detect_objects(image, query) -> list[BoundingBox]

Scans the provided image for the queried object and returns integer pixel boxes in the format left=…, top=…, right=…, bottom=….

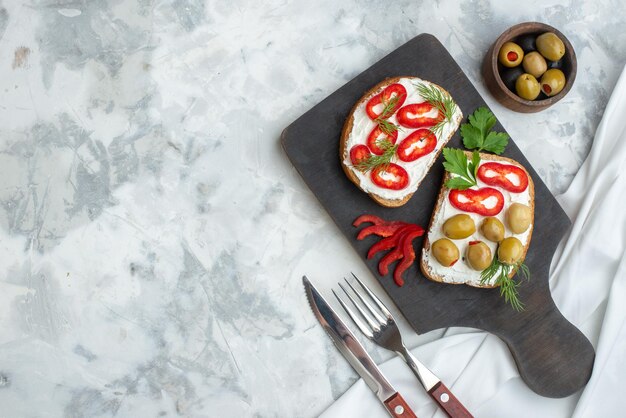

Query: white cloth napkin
left=321, top=65, right=626, bottom=418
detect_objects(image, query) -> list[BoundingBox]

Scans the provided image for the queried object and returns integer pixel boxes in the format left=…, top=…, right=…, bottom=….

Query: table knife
left=303, top=276, right=418, bottom=418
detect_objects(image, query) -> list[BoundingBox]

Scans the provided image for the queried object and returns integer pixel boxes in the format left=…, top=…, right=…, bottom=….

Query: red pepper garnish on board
left=393, top=227, right=425, bottom=286
left=367, top=225, right=421, bottom=259
left=353, top=214, right=386, bottom=227
left=357, top=221, right=408, bottom=240
left=349, top=144, right=371, bottom=166
left=370, top=164, right=409, bottom=190
left=449, top=187, right=505, bottom=216
left=365, top=83, right=407, bottom=120
left=477, top=162, right=529, bottom=193
left=396, top=102, right=443, bottom=128
left=397, top=129, right=437, bottom=162
left=367, top=125, right=398, bottom=155
left=355, top=216, right=425, bottom=287
left=379, top=245, right=403, bottom=276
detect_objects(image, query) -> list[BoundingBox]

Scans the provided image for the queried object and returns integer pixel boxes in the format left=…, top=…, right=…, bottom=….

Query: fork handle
left=428, top=381, right=473, bottom=418
left=400, top=348, right=473, bottom=418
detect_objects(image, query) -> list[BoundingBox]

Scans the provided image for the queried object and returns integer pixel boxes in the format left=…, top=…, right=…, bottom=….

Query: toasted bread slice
left=340, top=76, right=462, bottom=207
left=421, top=152, right=535, bottom=288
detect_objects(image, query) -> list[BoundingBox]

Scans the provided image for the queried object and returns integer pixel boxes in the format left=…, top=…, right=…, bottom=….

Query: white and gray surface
left=0, top=1, right=623, bottom=417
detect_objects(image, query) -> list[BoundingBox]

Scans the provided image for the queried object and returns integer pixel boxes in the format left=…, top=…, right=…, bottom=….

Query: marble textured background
left=0, top=0, right=624, bottom=417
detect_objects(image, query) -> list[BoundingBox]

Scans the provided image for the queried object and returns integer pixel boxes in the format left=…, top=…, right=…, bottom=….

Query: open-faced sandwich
left=421, top=149, right=534, bottom=309
left=340, top=77, right=463, bottom=207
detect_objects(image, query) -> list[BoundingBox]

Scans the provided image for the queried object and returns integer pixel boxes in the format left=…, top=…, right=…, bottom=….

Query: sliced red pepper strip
left=367, top=125, right=398, bottom=155
left=477, top=162, right=529, bottom=193
left=449, top=187, right=505, bottom=216
left=357, top=222, right=408, bottom=240
left=370, top=163, right=409, bottom=190
left=365, top=83, right=408, bottom=120
left=379, top=246, right=403, bottom=276
left=366, top=224, right=421, bottom=259
left=396, top=102, right=443, bottom=129
left=353, top=214, right=386, bottom=227
left=393, top=227, right=425, bottom=286
left=397, top=129, right=437, bottom=162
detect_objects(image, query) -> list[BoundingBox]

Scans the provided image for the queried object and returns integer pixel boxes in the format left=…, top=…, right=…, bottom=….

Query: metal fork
left=334, top=273, right=474, bottom=418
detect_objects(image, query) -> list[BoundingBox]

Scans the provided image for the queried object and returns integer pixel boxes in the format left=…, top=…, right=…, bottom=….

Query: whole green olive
left=540, top=69, right=566, bottom=97
left=498, top=237, right=524, bottom=265
left=432, top=238, right=459, bottom=267
left=536, top=32, right=565, bottom=61
left=467, top=241, right=492, bottom=271
left=498, top=42, right=524, bottom=67
left=506, top=203, right=532, bottom=234
left=481, top=217, right=505, bottom=242
left=522, top=51, right=547, bottom=78
left=442, top=214, right=476, bottom=239
left=515, top=73, right=541, bottom=100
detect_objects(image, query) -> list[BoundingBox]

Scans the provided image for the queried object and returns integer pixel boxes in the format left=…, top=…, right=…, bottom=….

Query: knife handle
left=428, top=381, right=473, bottom=418
left=384, top=393, right=418, bottom=418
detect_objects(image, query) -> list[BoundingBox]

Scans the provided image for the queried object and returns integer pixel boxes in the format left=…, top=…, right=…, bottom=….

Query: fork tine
left=344, top=278, right=386, bottom=325
left=332, top=290, right=374, bottom=339
left=351, top=272, right=393, bottom=320
left=338, top=282, right=381, bottom=333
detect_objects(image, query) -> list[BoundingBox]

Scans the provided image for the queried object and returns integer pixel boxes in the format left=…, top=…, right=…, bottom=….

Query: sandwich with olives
left=421, top=149, right=535, bottom=310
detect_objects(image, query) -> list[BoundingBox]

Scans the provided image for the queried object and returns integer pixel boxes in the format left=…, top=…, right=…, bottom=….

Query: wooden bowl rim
left=489, top=21, right=577, bottom=108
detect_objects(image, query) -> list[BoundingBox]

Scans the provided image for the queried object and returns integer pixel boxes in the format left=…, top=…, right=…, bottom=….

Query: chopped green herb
left=354, top=139, right=398, bottom=171
left=414, top=82, right=457, bottom=137
left=480, top=249, right=531, bottom=311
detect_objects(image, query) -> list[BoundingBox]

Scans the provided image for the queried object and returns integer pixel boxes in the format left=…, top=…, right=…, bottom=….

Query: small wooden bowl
left=482, top=22, right=577, bottom=113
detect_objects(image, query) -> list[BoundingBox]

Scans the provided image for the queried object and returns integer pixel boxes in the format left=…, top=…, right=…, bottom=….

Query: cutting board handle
left=505, top=301, right=595, bottom=398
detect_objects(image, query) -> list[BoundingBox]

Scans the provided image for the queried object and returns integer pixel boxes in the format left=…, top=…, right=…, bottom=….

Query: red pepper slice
left=367, top=125, right=399, bottom=155
left=396, top=102, right=443, bottom=128
left=449, top=187, right=505, bottom=216
left=349, top=144, right=371, bottom=166
left=365, top=83, right=407, bottom=120
left=353, top=214, right=386, bottom=227
left=366, top=224, right=420, bottom=259
left=393, top=227, right=425, bottom=286
left=356, top=222, right=408, bottom=240
left=477, top=162, right=529, bottom=193
left=371, top=163, right=409, bottom=190
left=379, top=246, right=403, bottom=276
left=397, top=129, right=437, bottom=162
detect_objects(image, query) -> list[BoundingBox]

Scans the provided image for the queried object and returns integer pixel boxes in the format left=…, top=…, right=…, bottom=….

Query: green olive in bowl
left=522, top=52, right=547, bottom=79
left=540, top=69, right=566, bottom=97
left=536, top=32, right=565, bottom=61
left=498, top=42, right=524, bottom=67
left=515, top=74, right=541, bottom=100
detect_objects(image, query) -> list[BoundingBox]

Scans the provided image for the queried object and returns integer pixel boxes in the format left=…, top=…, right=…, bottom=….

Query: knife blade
left=303, top=276, right=418, bottom=418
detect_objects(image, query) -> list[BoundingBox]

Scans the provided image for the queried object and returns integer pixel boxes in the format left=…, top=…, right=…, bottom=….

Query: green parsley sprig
left=460, top=107, right=509, bottom=154
left=480, top=250, right=531, bottom=311
left=414, top=82, right=457, bottom=137
left=442, top=148, right=480, bottom=190
left=355, top=139, right=398, bottom=171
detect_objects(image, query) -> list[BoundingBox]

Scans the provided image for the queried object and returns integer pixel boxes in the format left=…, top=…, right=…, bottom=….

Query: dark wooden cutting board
left=282, top=34, right=594, bottom=398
